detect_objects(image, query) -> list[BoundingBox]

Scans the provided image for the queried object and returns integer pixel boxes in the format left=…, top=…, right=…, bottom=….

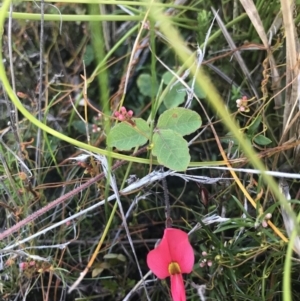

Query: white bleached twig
left=191, top=166, right=300, bottom=179
left=279, top=179, right=300, bottom=256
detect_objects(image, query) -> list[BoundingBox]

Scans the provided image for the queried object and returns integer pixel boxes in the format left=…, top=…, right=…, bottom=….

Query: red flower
left=147, top=228, right=194, bottom=301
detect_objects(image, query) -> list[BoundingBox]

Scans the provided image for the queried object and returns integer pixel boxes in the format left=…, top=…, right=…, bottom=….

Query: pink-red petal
left=163, top=228, right=194, bottom=273
left=170, top=273, right=186, bottom=301
left=147, top=236, right=172, bottom=279
left=147, top=228, right=194, bottom=279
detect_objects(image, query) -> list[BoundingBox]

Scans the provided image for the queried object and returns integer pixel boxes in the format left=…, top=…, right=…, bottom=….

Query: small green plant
left=161, top=70, right=206, bottom=109
left=107, top=107, right=202, bottom=170
left=222, top=114, right=272, bottom=157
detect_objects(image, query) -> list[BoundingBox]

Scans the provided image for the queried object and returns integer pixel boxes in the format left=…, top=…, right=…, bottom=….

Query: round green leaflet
left=157, top=107, right=202, bottom=136
left=152, top=129, right=190, bottom=171
left=107, top=118, right=150, bottom=151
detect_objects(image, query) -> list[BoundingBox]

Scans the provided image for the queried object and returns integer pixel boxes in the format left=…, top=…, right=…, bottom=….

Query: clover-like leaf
left=91, top=262, right=110, bottom=278
left=253, top=134, right=272, bottom=146
left=162, top=71, right=174, bottom=85
left=162, top=71, right=186, bottom=108
left=72, top=120, right=93, bottom=135
left=137, top=73, right=158, bottom=97
left=164, top=86, right=186, bottom=109
left=157, top=107, right=202, bottom=136
left=104, top=253, right=126, bottom=262
left=187, top=79, right=206, bottom=98
left=107, top=118, right=150, bottom=150
left=152, top=129, right=190, bottom=171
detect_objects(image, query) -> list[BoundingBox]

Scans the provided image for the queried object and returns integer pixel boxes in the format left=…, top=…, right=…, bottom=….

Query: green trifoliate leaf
left=157, top=107, right=202, bottom=136
left=164, top=86, right=186, bottom=109
left=137, top=73, right=158, bottom=97
left=162, top=71, right=174, bottom=85
left=162, top=71, right=186, bottom=109
left=107, top=118, right=150, bottom=150
left=152, top=129, right=190, bottom=171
